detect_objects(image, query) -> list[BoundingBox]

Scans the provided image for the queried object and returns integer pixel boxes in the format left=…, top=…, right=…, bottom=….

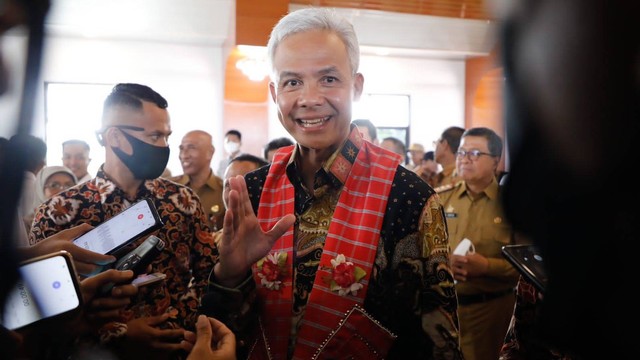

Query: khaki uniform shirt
left=433, top=163, right=461, bottom=190
left=437, top=178, right=519, bottom=294
left=172, top=170, right=225, bottom=231
left=438, top=177, right=519, bottom=360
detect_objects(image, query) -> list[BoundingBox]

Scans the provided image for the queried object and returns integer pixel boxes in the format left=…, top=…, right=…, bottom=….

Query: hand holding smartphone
left=1, top=251, right=82, bottom=331
left=100, top=235, right=166, bottom=294
left=501, top=244, right=547, bottom=293
left=72, top=198, right=163, bottom=255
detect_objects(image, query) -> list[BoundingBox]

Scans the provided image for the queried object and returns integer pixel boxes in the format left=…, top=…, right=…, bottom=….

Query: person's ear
left=103, top=128, right=121, bottom=148
left=269, top=81, right=277, bottom=103
left=352, top=73, right=364, bottom=101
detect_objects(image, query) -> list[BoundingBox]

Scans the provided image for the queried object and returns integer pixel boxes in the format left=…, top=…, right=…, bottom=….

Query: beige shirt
left=433, top=163, right=461, bottom=190
left=437, top=177, right=519, bottom=294
left=171, top=170, right=225, bottom=231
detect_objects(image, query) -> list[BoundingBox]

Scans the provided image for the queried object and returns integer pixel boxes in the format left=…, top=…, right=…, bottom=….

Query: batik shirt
left=202, top=131, right=463, bottom=360
left=29, top=165, right=216, bottom=334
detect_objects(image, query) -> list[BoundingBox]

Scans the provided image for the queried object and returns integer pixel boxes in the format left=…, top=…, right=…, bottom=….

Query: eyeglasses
left=44, top=182, right=75, bottom=191
left=456, top=149, right=494, bottom=161
left=95, top=125, right=145, bottom=144
left=432, top=139, right=441, bottom=147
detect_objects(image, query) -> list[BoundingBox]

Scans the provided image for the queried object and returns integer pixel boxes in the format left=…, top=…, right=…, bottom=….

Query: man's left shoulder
left=206, top=172, right=224, bottom=189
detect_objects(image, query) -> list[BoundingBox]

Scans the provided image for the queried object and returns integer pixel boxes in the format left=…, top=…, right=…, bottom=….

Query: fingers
left=66, top=245, right=116, bottom=267
left=73, top=262, right=107, bottom=277
left=144, top=313, right=172, bottom=327
left=266, top=214, right=296, bottom=245
left=208, top=317, right=235, bottom=350
left=54, top=223, right=93, bottom=239
left=81, top=269, right=135, bottom=301
left=194, top=314, right=213, bottom=344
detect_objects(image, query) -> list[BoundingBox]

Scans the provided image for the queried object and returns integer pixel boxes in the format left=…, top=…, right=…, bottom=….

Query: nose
left=297, top=83, right=323, bottom=107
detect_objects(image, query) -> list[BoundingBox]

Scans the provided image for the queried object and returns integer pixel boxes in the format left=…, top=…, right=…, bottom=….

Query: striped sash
left=251, top=130, right=401, bottom=359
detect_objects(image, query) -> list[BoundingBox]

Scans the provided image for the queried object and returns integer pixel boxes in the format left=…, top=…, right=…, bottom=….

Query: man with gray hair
left=202, top=7, right=462, bottom=359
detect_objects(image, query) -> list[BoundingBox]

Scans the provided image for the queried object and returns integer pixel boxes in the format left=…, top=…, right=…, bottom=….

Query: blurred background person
left=10, top=134, right=47, bottom=234
left=35, top=165, right=77, bottom=203
left=499, top=0, right=638, bottom=358
left=263, top=137, right=294, bottom=163
left=380, top=136, right=408, bottom=167
left=215, top=129, right=242, bottom=177
left=351, top=118, right=379, bottom=145
left=407, top=142, right=425, bottom=170
left=432, top=126, right=464, bottom=190
left=27, top=165, right=78, bottom=235
left=61, top=139, right=91, bottom=184
left=172, top=130, right=225, bottom=231
left=437, top=127, right=518, bottom=360
left=413, top=150, right=438, bottom=187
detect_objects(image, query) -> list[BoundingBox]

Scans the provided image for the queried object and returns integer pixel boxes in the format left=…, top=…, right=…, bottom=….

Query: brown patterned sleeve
left=418, top=193, right=463, bottom=359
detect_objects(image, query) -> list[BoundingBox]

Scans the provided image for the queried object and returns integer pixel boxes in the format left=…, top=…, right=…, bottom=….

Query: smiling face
left=179, top=131, right=213, bottom=177
left=269, top=29, right=364, bottom=155
left=62, top=143, right=90, bottom=179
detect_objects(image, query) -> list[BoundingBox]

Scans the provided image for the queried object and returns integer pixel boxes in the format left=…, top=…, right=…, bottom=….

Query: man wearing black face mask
left=28, top=83, right=217, bottom=359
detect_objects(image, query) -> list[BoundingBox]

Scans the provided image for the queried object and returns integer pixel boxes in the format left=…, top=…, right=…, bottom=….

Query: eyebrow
left=278, top=66, right=341, bottom=80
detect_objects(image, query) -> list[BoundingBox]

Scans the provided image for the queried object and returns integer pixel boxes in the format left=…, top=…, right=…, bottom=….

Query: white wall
left=267, top=54, right=466, bottom=154
left=39, top=36, right=227, bottom=176
left=2, top=1, right=479, bottom=176
left=2, top=42, right=466, bottom=177
left=359, top=54, right=466, bottom=151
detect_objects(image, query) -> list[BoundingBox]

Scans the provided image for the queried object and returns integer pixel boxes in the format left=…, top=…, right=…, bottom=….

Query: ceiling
left=42, top=0, right=500, bottom=61
left=292, top=0, right=493, bottom=20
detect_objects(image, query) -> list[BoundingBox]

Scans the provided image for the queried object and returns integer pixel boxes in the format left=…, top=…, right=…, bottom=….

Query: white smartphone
left=72, top=198, right=163, bottom=255
left=1, top=251, right=83, bottom=331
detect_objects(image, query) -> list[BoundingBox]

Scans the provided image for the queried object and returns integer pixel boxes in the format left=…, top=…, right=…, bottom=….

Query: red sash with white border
left=251, top=130, right=401, bottom=359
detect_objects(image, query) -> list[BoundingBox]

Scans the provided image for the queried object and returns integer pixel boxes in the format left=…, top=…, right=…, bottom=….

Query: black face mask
left=112, top=129, right=169, bottom=180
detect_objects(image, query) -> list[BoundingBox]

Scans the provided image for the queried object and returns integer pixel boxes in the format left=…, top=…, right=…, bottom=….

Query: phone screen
left=1, top=253, right=81, bottom=330
left=72, top=199, right=161, bottom=255
left=502, top=244, right=547, bottom=292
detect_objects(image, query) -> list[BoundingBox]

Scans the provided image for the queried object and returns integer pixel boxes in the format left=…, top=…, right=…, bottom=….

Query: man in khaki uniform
left=437, top=127, right=519, bottom=360
left=433, top=126, right=464, bottom=190
left=172, top=130, right=225, bottom=230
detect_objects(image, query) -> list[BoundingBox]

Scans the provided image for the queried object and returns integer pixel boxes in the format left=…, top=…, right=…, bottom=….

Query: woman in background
left=22, top=166, right=77, bottom=235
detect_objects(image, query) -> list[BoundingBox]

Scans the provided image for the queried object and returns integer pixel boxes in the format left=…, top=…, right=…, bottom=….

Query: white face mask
left=224, top=141, right=240, bottom=154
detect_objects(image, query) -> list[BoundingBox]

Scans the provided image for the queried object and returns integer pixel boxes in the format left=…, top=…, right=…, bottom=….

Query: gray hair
left=267, top=7, right=360, bottom=77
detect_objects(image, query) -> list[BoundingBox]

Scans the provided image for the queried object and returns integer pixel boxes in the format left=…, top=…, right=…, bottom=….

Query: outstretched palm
left=215, top=175, right=296, bottom=287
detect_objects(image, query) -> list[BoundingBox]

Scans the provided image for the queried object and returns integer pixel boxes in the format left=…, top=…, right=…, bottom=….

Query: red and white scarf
left=251, top=130, right=401, bottom=359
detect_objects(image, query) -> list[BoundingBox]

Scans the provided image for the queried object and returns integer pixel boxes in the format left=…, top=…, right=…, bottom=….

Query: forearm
left=200, top=268, right=257, bottom=353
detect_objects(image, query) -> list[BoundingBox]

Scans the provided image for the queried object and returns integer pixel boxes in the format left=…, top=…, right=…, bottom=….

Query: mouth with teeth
left=297, top=116, right=330, bottom=128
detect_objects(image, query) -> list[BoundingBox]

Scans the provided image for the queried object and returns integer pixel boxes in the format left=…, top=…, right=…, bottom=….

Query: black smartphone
left=1, top=251, right=83, bottom=331
left=72, top=198, right=163, bottom=255
left=501, top=244, right=547, bottom=293
left=114, top=235, right=165, bottom=276
left=99, top=235, right=166, bottom=294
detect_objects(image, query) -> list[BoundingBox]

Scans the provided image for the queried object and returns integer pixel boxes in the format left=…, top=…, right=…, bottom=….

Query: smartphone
left=501, top=244, right=547, bottom=293
left=72, top=198, right=163, bottom=255
left=1, top=251, right=83, bottom=331
left=131, top=272, right=167, bottom=287
left=114, top=235, right=165, bottom=275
